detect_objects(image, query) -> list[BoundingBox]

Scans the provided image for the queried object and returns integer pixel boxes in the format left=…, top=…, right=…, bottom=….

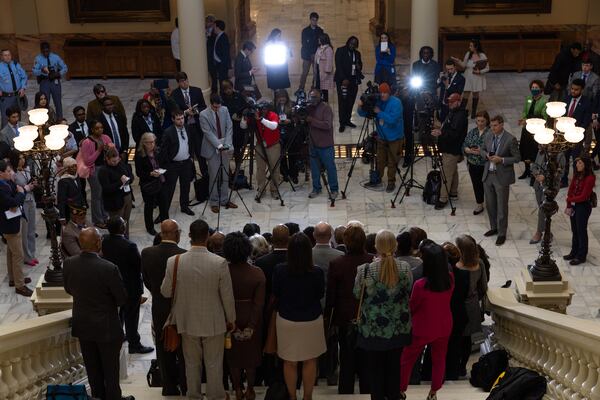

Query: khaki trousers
left=376, top=139, right=404, bottom=185
left=107, top=193, right=132, bottom=237
left=182, top=333, right=226, bottom=400
left=5, top=232, right=25, bottom=288
left=256, top=143, right=281, bottom=193
left=440, top=153, right=461, bottom=202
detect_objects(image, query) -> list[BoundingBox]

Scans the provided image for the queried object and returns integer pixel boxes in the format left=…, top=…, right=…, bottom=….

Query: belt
left=1, top=91, right=18, bottom=97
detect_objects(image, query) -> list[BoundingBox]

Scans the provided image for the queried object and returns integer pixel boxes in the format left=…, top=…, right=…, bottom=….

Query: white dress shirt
left=173, top=126, right=190, bottom=162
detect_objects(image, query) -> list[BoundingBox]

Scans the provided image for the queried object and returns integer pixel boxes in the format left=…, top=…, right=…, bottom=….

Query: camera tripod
left=390, top=142, right=425, bottom=208
left=340, top=115, right=376, bottom=199
left=202, top=148, right=252, bottom=230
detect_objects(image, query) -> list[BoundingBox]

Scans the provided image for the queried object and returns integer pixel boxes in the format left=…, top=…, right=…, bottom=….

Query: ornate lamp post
left=526, top=101, right=584, bottom=282
left=14, top=109, right=67, bottom=286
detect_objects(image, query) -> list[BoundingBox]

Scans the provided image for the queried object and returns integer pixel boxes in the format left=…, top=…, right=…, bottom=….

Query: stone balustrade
left=0, top=310, right=84, bottom=400
left=487, top=288, right=600, bottom=400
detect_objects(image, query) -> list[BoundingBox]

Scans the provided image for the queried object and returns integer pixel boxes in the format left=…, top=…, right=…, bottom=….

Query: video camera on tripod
left=409, top=75, right=437, bottom=147
left=292, top=89, right=310, bottom=123
left=359, top=81, right=380, bottom=118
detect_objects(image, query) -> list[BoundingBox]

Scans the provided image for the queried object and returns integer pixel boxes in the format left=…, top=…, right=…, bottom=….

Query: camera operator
left=221, top=80, right=249, bottom=168
left=275, top=89, right=301, bottom=184
left=254, top=100, right=282, bottom=200
left=306, top=88, right=339, bottom=199
left=334, top=36, right=364, bottom=132
left=411, top=46, right=440, bottom=97
left=438, top=59, right=465, bottom=122
left=431, top=93, right=468, bottom=210
left=358, top=83, right=404, bottom=193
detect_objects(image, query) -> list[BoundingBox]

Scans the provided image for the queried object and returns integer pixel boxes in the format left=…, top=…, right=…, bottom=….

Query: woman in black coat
left=134, top=132, right=168, bottom=236
left=97, top=146, right=134, bottom=237
left=131, top=98, right=164, bottom=146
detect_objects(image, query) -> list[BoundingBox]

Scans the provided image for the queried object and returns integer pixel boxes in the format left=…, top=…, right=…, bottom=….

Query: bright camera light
left=264, top=43, right=288, bottom=66
left=410, top=76, right=423, bottom=89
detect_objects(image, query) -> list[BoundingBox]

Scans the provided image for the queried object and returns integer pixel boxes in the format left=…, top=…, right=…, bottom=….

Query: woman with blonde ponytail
left=353, top=229, right=412, bottom=400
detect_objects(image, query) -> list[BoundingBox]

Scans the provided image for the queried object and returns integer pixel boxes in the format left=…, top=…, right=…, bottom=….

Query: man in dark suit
left=334, top=36, right=363, bottom=132
left=101, top=216, right=154, bottom=354
left=561, top=78, right=593, bottom=186
left=69, top=106, right=89, bottom=144
left=97, top=96, right=129, bottom=160
left=481, top=115, right=520, bottom=246
left=63, top=227, right=134, bottom=400
left=213, top=20, right=231, bottom=89
left=438, top=59, right=465, bottom=122
left=86, top=83, right=127, bottom=123
left=141, top=219, right=188, bottom=396
left=547, top=42, right=582, bottom=101
left=254, top=224, right=289, bottom=385
left=234, top=41, right=257, bottom=92
left=161, top=109, right=196, bottom=216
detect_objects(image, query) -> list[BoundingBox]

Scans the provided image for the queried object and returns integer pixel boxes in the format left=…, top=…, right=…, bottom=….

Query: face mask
left=530, top=88, right=541, bottom=96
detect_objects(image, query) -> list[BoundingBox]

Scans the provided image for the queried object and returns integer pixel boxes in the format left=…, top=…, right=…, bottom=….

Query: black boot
left=470, top=97, right=479, bottom=119
left=518, top=163, right=531, bottom=179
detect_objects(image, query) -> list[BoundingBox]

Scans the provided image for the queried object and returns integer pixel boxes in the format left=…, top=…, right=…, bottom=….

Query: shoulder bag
left=346, top=265, right=369, bottom=348
left=163, top=254, right=181, bottom=352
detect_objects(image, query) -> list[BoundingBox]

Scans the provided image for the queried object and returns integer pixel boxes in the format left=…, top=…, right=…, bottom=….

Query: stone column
left=177, top=0, right=209, bottom=91
left=410, top=0, right=438, bottom=64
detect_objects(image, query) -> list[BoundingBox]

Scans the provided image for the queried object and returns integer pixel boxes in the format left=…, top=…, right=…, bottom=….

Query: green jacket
left=521, top=95, right=548, bottom=120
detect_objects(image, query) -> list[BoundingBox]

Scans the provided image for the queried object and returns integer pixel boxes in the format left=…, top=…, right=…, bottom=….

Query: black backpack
left=486, top=367, right=546, bottom=400
left=422, top=170, right=441, bottom=205
left=470, top=349, right=510, bottom=392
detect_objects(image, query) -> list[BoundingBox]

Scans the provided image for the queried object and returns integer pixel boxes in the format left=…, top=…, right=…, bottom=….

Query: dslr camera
left=292, top=89, right=310, bottom=122
left=359, top=81, right=381, bottom=118
left=241, top=97, right=259, bottom=118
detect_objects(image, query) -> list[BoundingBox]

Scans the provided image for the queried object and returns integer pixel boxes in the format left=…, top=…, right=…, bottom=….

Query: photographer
left=307, top=88, right=339, bottom=199
left=32, top=42, right=68, bottom=119
left=254, top=100, right=282, bottom=200
left=438, top=59, right=465, bottom=122
left=431, top=93, right=468, bottom=210
left=358, top=83, right=404, bottom=193
left=221, top=80, right=250, bottom=168
left=335, top=36, right=363, bottom=132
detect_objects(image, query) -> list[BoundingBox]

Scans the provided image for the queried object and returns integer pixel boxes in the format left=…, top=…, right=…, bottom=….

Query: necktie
left=46, top=55, right=52, bottom=76
left=568, top=99, right=577, bottom=117
left=215, top=111, right=222, bottom=139
left=583, top=74, right=588, bottom=83
left=178, top=128, right=185, bottom=140
left=493, top=136, right=499, bottom=153
left=184, top=90, right=191, bottom=108
left=108, top=114, right=121, bottom=151
left=7, top=63, right=17, bottom=92
left=80, top=123, right=86, bottom=137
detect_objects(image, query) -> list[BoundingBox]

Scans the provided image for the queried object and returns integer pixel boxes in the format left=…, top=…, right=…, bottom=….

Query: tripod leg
left=433, top=147, right=457, bottom=216
left=341, top=117, right=371, bottom=199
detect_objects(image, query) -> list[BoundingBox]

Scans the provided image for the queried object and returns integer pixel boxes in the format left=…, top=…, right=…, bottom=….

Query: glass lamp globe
left=48, top=124, right=70, bottom=139
left=13, top=136, right=34, bottom=152
left=44, top=135, right=65, bottom=151
left=525, top=118, right=546, bottom=134
left=556, top=117, right=576, bottom=132
left=534, top=128, right=554, bottom=145
left=18, top=125, right=39, bottom=141
left=545, top=102, right=567, bottom=119
left=28, top=108, right=49, bottom=126
left=564, top=126, right=585, bottom=143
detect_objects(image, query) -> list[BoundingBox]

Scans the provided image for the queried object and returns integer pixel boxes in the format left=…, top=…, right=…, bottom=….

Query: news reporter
left=357, top=82, right=404, bottom=193
left=254, top=101, right=282, bottom=199
left=564, top=157, right=596, bottom=265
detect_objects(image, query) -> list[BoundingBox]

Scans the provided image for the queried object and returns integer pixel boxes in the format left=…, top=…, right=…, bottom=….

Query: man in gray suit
left=199, top=93, right=237, bottom=213
left=0, top=106, right=24, bottom=148
left=569, top=60, right=600, bottom=104
left=481, top=115, right=521, bottom=246
left=161, top=219, right=236, bottom=400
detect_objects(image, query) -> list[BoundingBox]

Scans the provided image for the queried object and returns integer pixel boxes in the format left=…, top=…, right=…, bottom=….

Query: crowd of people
left=63, top=217, right=490, bottom=400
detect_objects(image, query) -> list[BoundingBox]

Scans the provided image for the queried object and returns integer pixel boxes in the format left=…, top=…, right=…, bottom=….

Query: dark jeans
left=337, top=82, right=359, bottom=125
left=570, top=201, right=592, bottom=260
left=141, top=189, right=169, bottom=232
left=153, top=319, right=187, bottom=394
left=365, top=347, right=401, bottom=400
left=310, top=146, right=339, bottom=192
left=164, top=158, right=194, bottom=212
left=468, top=163, right=485, bottom=204
left=119, top=296, right=141, bottom=348
left=338, top=325, right=369, bottom=394
left=79, top=339, right=122, bottom=400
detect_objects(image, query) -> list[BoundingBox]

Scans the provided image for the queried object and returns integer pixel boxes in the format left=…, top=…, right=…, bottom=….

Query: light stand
left=15, top=109, right=68, bottom=286
left=525, top=103, right=584, bottom=282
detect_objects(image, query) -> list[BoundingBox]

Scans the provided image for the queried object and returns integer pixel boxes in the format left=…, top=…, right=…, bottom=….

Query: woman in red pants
left=399, top=241, right=454, bottom=400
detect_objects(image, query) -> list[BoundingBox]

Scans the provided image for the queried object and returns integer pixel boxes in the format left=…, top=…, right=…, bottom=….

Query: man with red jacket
left=254, top=101, right=281, bottom=199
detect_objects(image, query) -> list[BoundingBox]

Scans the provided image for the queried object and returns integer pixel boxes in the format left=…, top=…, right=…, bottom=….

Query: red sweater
left=409, top=275, right=454, bottom=340
left=567, top=175, right=596, bottom=206
left=256, top=111, right=280, bottom=147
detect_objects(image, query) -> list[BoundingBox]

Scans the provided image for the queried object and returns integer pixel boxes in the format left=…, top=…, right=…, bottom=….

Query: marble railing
left=0, top=310, right=85, bottom=400
left=487, top=288, right=600, bottom=400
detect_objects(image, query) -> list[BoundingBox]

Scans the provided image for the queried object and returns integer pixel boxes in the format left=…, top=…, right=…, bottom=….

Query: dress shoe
left=473, top=205, right=484, bottom=215
left=308, top=191, right=320, bottom=198
left=529, top=237, right=542, bottom=244
left=129, top=345, right=154, bottom=354
left=122, top=396, right=135, bottom=400
left=484, top=229, right=498, bottom=237
left=495, top=236, right=506, bottom=246
left=434, top=201, right=447, bottom=210
left=153, top=216, right=161, bottom=224
left=338, top=125, right=345, bottom=133
left=211, top=206, right=220, bottom=213
left=15, top=286, right=33, bottom=297
left=365, top=181, right=382, bottom=188
left=385, top=183, right=395, bottom=193
left=147, top=228, right=158, bottom=236
left=181, top=208, right=195, bottom=216
left=563, top=253, right=575, bottom=261
left=346, top=121, right=357, bottom=128
left=9, top=277, right=32, bottom=287
left=226, top=201, right=238, bottom=209
left=569, top=258, right=585, bottom=265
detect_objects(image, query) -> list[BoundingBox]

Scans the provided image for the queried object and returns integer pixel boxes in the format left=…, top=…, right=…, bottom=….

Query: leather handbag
left=163, top=254, right=181, bottom=352
left=346, top=266, right=368, bottom=348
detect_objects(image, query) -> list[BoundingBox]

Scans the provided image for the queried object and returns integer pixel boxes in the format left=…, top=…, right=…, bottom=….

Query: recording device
left=292, top=89, right=310, bottom=122
left=361, top=132, right=377, bottom=164
left=414, top=90, right=437, bottom=147
left=359, top=81, right=380, bottom=118
left=242, top=97, right=259, bottom=118
left=190, top=104, right=201, bottom=115
left=219, top=144, right=230, bottom=151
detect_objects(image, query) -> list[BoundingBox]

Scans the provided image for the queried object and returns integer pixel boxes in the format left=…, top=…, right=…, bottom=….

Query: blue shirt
left=32, top=52, right=68, bottom=77
left=358, top=96, right=404, bottom=141
left=0, top=61, right=27, bottom=92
